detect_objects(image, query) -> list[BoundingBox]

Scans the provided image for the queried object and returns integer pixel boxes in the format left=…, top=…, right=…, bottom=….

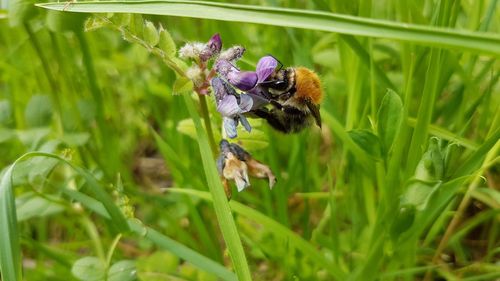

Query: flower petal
left=207, top=33, right=222, bottom=54
left=216, top=60, right=258, bottom=91
left=217, top=95, right=241, bottom=116
left=238, top=94, right=254, bottom=112
left=256, top=56, right=278, bottom=83
left=223, top=117, right=238, bottom=139
left=227, top=71, right=258, bottom=91
left=200, top=33, right=222, bottom=61
left=239, top=114, right=252, bottom=133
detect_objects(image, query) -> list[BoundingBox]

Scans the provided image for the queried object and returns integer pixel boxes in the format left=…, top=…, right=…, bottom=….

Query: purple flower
left=212, top=77, right=255, bottom=138
left=200, top=33, right=222, bottom=62
left=215, top=55, right=278, bottom=92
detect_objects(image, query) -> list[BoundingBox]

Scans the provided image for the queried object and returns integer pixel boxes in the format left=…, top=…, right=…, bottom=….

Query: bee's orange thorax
left=294, top=67, right=323, bottom=105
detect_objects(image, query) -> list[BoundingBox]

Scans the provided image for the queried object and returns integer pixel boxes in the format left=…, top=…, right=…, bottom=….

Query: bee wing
left=306, top=100, right=322, bottom=128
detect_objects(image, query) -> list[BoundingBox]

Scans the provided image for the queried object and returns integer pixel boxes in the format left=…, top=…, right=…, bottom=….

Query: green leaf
left=24, top=95, right=52, bottom=128
left=158, top=25, right=176, bottom=57
left=71, top=257, right=106, bottom=281
left=348, top=129, right=382, bottom=159
left=84, top=16, right=111, bottom=32
left=16, top=192, right=65, bottom=221
left=414, top=138, right=444, bottom=182
left=36, top=0, right=500, bottom=56
left=0, top=165, right=22, bottom=281
left=377, top=89, right=403, bottom=155
left=0, top=100, right=14, bottom=127
left=167, top=188, right=347, bottom=280
left=144, top=20, right=160, bottom=47
left=136, top=251, right=179, bottom=280
left=172, top=77, right=193, bottom=95
left=108, top=260, right=136, bottom=281
left=8, top=0, right=38, bottom=26
left=389, top=205, right=416, bottom=239
left=46, top=9, right=87, bottom=33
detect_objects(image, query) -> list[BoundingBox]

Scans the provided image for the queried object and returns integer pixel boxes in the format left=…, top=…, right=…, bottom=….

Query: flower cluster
left=179, top=33, right=222, bottom=95
left=179, top=33, right=279, bottom=197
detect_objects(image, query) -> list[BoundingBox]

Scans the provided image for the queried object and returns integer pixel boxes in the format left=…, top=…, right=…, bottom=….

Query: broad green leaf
left=348, top=129, right=382, bottom=159
left=136, top=251, right=179, bottom=280
left=24, top=95, right=52, bottom=128
left=414, top=138, right=444, bottom=182
left=0, top=100, right=13, bottom=127
left=172, top=77, right=193, bottom=95
left=36, top=0, right=500, bottom=56
left=60, top=132, right=91, bottom=146
left=377, top=89, right=403, bottom=155
left=84, top=16, right=111, bottom=31
left=144, top=20, right=160, bottom=47
left=46, top=10, right=87, bottom=33
left=8, top=0, right=38, bottom=26
left=108, top=260, right=136, bottom=281
left=71, top=256, right=106, bottom=281
left=389, top=205, right=416, bottom=239
left=158, top=25, right=176, bottom=57
left=16, top=192, right=65, bottom=221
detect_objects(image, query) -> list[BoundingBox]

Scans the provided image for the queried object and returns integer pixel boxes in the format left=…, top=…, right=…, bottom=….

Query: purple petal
left=238, top=94, right=253, bottom=112
left=239, top=114, right=252, bottom=133
left=217, top=95, right=241, bottom=116
left=227, top=71, right=258, bottom=91
left=256, top=56, right=278, bottom=83
left=211, top=77, right=237, bottom=103
left=200, top=33, right=222, bottom=61
left=216, top=60, right=258, bottom=91
left=223, top=117, right=238, bottom=139
left=207, top=33, right=222, bottom=54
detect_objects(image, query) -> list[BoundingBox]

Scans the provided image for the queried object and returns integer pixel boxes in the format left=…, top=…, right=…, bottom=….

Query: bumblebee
left=251, top=65, right=323, bottom=133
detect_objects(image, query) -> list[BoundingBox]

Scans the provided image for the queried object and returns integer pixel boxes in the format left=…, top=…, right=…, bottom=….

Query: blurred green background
left=0, top=0, right=499, bottom=280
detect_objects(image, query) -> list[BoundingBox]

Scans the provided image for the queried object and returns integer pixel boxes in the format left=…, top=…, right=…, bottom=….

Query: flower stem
left=199, top=94, right=218, bottom=155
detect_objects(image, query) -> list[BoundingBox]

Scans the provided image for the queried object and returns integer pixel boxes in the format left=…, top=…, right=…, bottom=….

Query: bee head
left=293, top=67, right=323, bottom=105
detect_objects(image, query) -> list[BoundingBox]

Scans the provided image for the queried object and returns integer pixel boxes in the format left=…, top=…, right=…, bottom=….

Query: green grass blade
left=61, top=189, right=237, bottom=281
left=36, top=0, right=500, bottom=56
left=0, top=165, right=22, bottom=281
left=182, top=94, right=251, bottom=281
left=0, top=151, right=131, bottom=281
left=167, top=187, right=347, bottom=280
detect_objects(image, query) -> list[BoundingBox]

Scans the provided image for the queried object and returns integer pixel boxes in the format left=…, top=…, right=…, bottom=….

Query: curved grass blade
left=167, top=187, right=347, bottom=280
left=36, top=0, right=500, bottom=56
left=0, top=152, right=129, bottom=281
left=61, top=189, right=237, bottom=281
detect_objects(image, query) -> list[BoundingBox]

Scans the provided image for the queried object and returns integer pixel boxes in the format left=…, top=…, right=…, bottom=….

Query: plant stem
left=199, top=94, right=218, bottom=155
left=183, top=93, right=252, bottom=281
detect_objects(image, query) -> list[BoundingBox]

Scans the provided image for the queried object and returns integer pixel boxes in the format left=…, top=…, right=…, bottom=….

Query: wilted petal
left=219, top=46, right=245, bottom=62
left=246, top=158, right=277, bottom=189
left=223, top=117, right=238, bottom=139
left=239, top=114, right=252, bottom=133
left=256, top=56, right=278, bottom=83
